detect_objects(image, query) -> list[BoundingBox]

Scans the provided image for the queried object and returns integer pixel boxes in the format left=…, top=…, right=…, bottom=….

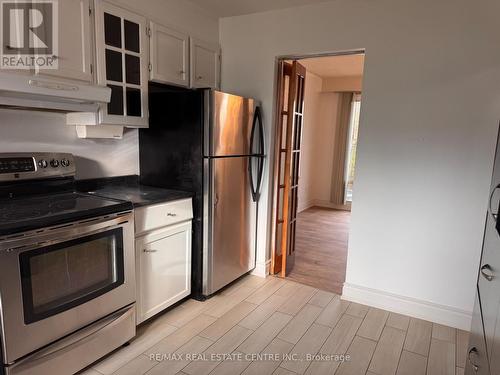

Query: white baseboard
left=251, top=259, right=271, bottom=278
left=342, top=283, right=472, bottom=331
left=313, top=199, right=351, bottom=211
left=298, top=200, right=315, bottom=213
left=298, top=199, right=351, bottom=212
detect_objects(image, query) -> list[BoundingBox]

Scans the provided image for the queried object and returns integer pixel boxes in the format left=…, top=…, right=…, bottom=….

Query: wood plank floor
left=287, top=207, right=350, bottom=294
left=80, top=275, right=469, bottom=375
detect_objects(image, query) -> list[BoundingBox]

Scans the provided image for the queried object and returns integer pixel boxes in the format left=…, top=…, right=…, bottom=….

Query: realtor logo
left=1, top=0, right=58, bottom=69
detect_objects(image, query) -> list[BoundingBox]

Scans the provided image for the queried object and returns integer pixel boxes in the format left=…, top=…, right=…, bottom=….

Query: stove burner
left=0, top=152, right=132, bottom=236
left=0, top=196, right=77, bottom=222
left=0, top=194, right=78, bottom=221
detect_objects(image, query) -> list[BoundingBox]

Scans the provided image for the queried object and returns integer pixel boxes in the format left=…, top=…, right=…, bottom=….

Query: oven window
left=19, top=228, right=124, bottom=324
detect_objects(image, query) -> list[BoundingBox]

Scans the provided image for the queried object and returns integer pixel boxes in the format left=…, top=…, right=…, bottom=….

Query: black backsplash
left=139, top=83, right=205, bottom=299
left=75, top=175, right=139, bottom=192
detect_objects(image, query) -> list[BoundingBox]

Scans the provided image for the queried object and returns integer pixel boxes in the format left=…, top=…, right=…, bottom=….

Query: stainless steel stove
left=0, top=153, right=136, bottom=375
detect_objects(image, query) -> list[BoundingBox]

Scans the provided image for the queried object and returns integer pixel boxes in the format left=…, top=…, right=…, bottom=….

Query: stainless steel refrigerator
left=140, top=84, right=264, bottom=298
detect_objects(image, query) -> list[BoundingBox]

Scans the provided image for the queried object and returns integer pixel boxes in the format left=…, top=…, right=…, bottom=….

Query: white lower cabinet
left=134, top=199, right=193, bottom=324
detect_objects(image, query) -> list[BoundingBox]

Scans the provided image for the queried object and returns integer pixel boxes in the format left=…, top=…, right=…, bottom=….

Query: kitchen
left=0, top=0, right=264, bottom=373
left=0, top=0, right=499, bottom=375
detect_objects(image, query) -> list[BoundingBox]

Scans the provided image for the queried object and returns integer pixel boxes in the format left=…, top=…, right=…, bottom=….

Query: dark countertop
left=76, top=175, right=194, bottom=208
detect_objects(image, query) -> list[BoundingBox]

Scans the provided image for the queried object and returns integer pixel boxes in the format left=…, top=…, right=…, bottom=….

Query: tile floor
left=80, top=275, right=469, bottom=375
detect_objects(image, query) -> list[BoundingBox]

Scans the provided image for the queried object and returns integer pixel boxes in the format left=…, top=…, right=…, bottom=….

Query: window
left=345, top=93, right=361, bottom=202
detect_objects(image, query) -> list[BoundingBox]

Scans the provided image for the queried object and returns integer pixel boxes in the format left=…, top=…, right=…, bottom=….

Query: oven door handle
left=11, top=304, right=134, bottom=365
left=0, top=213, right=132, bottom=253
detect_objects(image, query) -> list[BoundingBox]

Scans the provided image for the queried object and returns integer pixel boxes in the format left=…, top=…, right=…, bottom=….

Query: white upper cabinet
left=64, top=1, right=223, bottom=137
left=36, top=0, right=93, bottom=83
left=94, top=0, right=149, bottom=128
left=149, top=22, right=189, bottom=87
left=190, top=38, right=220, bottom=89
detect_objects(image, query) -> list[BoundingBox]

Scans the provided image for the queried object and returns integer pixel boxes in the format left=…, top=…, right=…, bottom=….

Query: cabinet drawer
left=135, top=198, right=193, bottom=235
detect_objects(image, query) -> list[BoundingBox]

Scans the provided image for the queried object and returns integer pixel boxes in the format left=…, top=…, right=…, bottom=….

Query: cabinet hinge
left=88, top=6, right=92, bottom=16
left=146, top=26, right=151, bottom=38
left=148, top=63, right=152, bottom=72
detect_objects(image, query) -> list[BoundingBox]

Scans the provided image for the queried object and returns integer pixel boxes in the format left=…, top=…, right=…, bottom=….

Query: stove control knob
left=61, top=159, right=70, bottom=167
left=50, top=159, right=60, bottom=168
left=38, top=159, right=48, bottom=168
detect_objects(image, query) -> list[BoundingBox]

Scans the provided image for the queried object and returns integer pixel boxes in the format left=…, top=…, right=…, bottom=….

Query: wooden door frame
left=269, top=60, right=290, bottom=275
left=268, top=50, right=365, bottom=277
left=270, top=59, right=305, bottom=278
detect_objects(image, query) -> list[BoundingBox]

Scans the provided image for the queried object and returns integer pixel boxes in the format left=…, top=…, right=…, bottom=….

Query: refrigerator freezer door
left=205, top=90, right=255, bottom=157
left=203, top=157, right=256, bottom=295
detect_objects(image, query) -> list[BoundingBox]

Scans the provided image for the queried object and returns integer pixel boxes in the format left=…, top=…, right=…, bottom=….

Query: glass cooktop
left=0, top=192, right=133, bottom=236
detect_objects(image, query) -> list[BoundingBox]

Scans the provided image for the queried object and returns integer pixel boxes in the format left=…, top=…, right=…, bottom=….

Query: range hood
left=0, top=72, right=110, bottom=112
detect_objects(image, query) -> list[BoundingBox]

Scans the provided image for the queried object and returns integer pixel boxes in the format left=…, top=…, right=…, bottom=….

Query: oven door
left=0, top=212, right=135, bottom=364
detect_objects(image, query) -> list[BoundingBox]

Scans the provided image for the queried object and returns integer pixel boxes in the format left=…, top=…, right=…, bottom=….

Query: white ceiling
left=187, top=0, right=336, bottom=18
left=299, top=54, right=365, bottom=78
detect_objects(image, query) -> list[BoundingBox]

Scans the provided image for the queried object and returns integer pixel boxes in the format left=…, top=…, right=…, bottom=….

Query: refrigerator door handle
left=250, top=106, right=258, bottom=156
left=256, top=106, right=265, bottom=201
left=257, top=106, right=265, bottom=157
left=249, top=106, right=265, bottom=202
left=249, top=157, right=258, bottom=202
left=256, top=155, right=264, bottom=201
left=249, top=156, right=265, bottom=202
left=250, top=106, right=265, bottom=157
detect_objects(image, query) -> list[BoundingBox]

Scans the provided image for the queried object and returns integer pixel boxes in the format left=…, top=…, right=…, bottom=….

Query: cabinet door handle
left=166, top=212, right=177, bottom=217
left=143, top=249, right=158, bottom=253
left=197, top=75, right=203, bottom=80
left=489, top=183, right=500, bottom=220
left=480, top=264, right=494, bottom=281
left=468, top=347, right=479, bottom=372
left=179, top=70, right=185, bottom=74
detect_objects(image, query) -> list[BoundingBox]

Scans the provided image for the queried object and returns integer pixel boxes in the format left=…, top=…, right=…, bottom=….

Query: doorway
left=270, top=52, right=364, bottom=294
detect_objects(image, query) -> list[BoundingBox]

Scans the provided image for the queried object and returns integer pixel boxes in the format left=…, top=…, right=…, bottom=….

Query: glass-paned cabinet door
left=95, top=1, right=148, bottom=127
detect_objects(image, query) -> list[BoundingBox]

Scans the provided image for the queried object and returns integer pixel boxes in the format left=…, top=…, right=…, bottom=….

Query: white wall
left=299, top=71, right=341, bottom=211
left=220, top=0, right=500, bottom=329
left=313, top=92, right=340, bottom=204
left=298, top=72, right=323, bottom=211
left=0, top=0, right=218, bottom=180
left=322, top=75, right=363, bottom=92
left=0, top=110, right=139, bottom=179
